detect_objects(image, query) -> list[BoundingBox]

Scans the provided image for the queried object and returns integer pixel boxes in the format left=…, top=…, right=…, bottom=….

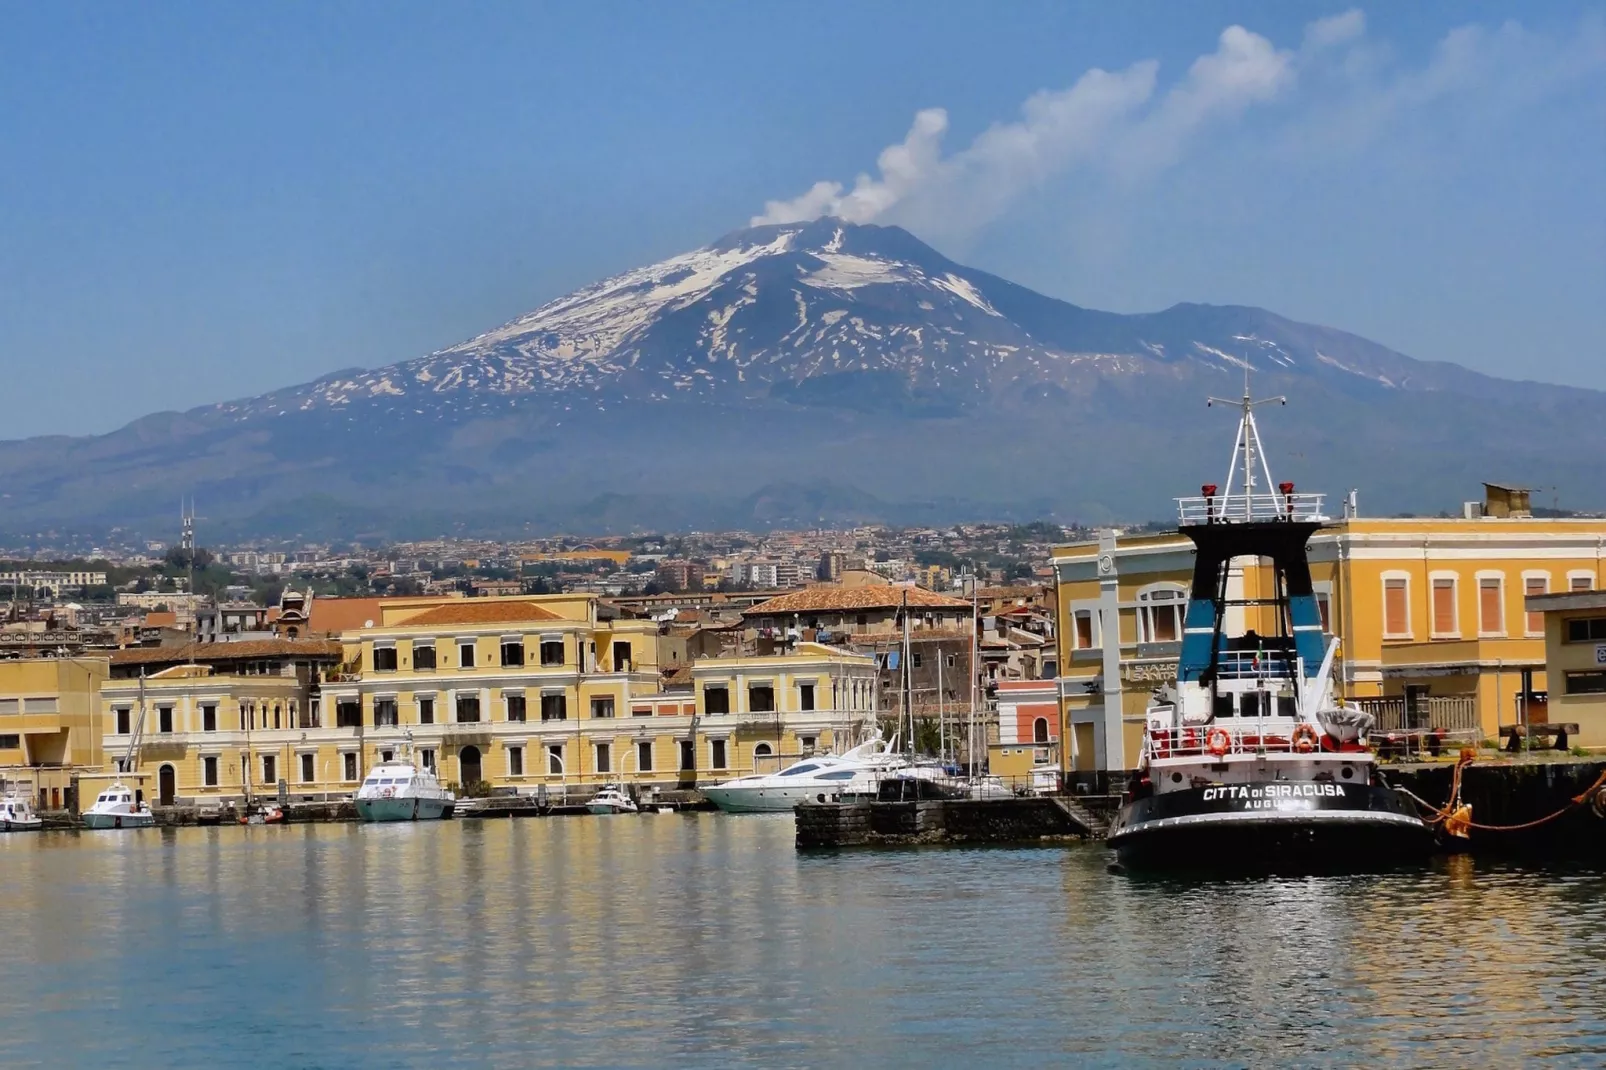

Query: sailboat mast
left=900, top=591, right=912, bottom=758
left=968, top=579, right=979, bottom=776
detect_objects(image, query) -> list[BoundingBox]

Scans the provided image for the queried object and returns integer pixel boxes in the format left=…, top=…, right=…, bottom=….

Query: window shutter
left=1385, top=579, right=1408, bottom=636
left=1479, top=578, right=1502, bottom=634
left=1573, top=575, right=1594, bottom=592
left=1432, top=578, right=1455, bottom=635
left=1525, top=577, right=1547, bottom=635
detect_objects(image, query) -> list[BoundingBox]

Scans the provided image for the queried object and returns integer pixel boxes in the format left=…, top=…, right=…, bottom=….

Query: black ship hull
left=1108, top=781, right=1434, bottom=873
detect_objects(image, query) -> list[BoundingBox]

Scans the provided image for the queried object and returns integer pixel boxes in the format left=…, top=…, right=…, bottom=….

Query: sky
left=0, top=1, right=1602, bottom=439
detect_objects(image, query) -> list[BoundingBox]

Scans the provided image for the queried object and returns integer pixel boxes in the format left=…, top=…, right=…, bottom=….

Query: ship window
left=819, top=770, right=859, bottom=781
left=1241, top=692, right=1261, bottom=719
left=1214, top=694, right=1235, bottom=719
left=779, top=764, right=820, bottom=777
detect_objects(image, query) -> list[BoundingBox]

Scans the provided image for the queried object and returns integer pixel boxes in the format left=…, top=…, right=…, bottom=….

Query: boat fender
left=1206, top=727, right=1231, bottom=758
left=1292, top=724, right=1320, bottom=754
left=1592, top=786, right=1606, bottom=821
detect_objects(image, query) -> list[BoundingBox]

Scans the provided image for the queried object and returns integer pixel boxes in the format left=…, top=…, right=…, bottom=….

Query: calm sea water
left=3, top=815, right=1604, bottom=1069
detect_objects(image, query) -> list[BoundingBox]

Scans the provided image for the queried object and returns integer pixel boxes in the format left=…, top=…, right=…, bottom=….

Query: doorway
left=158, top=764, right=176, bottom=807
left=460, top=745, right=482, bottom=788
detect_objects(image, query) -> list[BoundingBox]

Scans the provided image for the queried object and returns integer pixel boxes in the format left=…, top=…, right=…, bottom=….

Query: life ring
left=1292, top=724, right=1321, bottom=754
left=1206, top=727, right=1231, bottom=758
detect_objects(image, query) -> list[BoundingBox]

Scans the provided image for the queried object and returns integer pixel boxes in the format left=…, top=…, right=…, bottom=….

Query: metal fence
left=1356, top=695, right=1479, bottom=734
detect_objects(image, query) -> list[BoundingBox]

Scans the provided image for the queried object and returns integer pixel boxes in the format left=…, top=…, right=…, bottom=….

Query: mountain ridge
left=1, top=219, right=1600, bottom=538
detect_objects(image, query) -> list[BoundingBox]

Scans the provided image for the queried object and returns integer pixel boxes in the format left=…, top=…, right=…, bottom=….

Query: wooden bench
left=1500, top=723, right=1580, bottom=751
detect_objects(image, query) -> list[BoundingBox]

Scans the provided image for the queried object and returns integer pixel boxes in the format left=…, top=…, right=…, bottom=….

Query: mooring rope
left=1395, top=750, right=1606, bottom=836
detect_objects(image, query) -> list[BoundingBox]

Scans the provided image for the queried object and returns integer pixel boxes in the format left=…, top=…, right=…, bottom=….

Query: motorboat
left=82, top=783, right=157, bottom=830
left=1106, top=383, right=1433, bottom=872
left=1, top=793, right=42, bottom=832
left=355, top=759, right=455, bottom=822
left=703, top=737, right=904, bottom=813
left=239, top=805, right=286, bottom=826
left=585, top=785, right=639, bottom=815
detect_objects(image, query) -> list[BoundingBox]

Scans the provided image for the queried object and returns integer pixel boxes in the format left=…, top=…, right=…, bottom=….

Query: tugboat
left=1107, top=382, right=1433, bottom=872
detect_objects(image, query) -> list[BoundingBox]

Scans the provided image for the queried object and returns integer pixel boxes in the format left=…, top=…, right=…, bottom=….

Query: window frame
left=636, top=739, right=653, bottom=773
left=1429, top=571, right=1460, bottom=639
left=709, top=738, right=727, bottom=770
left=507, top=745, right=524, bottom=777
left=1475, top=571, right=1506, bottom=638
left=1382, top=571, right=1413, bottom=639
left=1135, top=584, right=1187, bottom=645
left=299, top=752, right=315, bottom=784
left=505, top=692, right=527, bottom=723
left=590, top=696, right=615, bottom=719
left=202, top=755, right=219, bottom=787
left=1522, top=571, right=1550, bottom=637
left=412, top=642, right=437, bottom=671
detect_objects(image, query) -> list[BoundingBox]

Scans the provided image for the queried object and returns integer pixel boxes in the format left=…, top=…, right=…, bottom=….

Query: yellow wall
left=1540, top=602, right=1606, bottom=748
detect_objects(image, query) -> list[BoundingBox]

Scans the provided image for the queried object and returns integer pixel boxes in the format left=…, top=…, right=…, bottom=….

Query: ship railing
left=1141, top=725, right=1366, bottom=761
left=1176, top=492, right=1326, bottom=525
left=1214, top=652, right=1294, bottom=680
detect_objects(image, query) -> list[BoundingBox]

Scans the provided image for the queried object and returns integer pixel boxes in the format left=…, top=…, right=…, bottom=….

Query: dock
left=795, top=795, right=1119, bottom=849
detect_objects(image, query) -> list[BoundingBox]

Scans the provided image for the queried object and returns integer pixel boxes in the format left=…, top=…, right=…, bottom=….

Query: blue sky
left=1, top=1, right=1602, bottom=439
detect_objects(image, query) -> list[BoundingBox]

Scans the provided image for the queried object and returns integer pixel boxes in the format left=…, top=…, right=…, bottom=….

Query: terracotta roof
left=743, top=585, right=971, bottom=616
left=111, top=639, right=342, bottom=666
left=393, top=600, right=562, bottom=627
left=306, top=597, right=390, bottom=635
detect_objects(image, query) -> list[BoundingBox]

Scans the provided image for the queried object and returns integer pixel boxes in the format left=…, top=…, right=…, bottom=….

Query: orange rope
left=1398, top=754, right=1606, bottom=835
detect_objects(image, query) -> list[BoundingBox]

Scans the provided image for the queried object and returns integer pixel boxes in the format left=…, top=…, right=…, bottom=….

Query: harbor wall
left=1387, top=759, right=1606, bottom=856
left=796, top=797, right=1096, bottom=849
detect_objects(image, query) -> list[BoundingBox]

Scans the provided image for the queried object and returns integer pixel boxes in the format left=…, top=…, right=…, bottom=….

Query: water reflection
left=3, top=819, right=1604, bottom=1068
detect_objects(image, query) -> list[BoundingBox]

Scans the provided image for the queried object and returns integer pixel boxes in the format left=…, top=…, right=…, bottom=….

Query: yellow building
left=97, top=595, right=880, bottom=805
left=1528, top=589, right=1606, bottom=748
left=1054, top=510, right=1606, bottom=772
left=0, top=657, right=108, bottom=810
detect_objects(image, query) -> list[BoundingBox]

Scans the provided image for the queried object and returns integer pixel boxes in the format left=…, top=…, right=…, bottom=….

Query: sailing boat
left=83, top=673, right=156, bottom=830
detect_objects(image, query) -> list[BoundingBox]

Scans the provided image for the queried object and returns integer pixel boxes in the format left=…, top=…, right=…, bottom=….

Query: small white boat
left=1, top=793, right=42, bottom=832
left=82, top=783, right=157, bottom=830
left=586, top=785, right=639, bottom=815
left=355, top=759, right=455, bottom=822
left=703, top=737, right=905, bottom=813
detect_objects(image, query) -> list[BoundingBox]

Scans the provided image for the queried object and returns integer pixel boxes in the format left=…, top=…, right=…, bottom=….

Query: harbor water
left=4, top=815, right=1605, bottom=1068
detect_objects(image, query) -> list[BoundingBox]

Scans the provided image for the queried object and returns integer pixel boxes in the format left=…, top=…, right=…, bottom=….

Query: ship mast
left=1207, top=365, right=1285, bottom=521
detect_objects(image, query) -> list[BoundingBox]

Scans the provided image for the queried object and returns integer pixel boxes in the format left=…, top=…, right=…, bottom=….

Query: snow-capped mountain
left=1, top=219, right=1601, bottom=537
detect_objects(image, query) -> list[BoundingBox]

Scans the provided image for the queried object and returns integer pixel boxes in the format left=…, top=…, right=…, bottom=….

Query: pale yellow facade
left=96, top=595, right=880, bottom=805
left=1054, top=517, right=1606, bottom=771
left=1531, top=590, right=1606, bottom=748
left=0, top=657, right=108, bottom=808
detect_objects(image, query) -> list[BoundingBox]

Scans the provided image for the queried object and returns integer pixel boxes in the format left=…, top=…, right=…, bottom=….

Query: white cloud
left=752, top=10, right=1606, bottom=242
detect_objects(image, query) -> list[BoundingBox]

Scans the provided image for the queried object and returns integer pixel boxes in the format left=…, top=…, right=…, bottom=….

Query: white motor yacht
left=703, top=738, right=904, bottom=813
left=355, top=759, right=455, bottom=822
left=586, top=785, right=639, bottom=815
left=82, top=783, right=156, bottom=830
left=1, top=793, right=42, bottom=832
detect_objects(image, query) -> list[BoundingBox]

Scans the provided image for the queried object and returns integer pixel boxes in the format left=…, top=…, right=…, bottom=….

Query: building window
left=540, top=638, right=564, bottom=666
left=1074, top=609, right=1095, bottom=650
left=158, top=706, right=173, bottom=733
left=613, top=642, right=632, bottom=673
left=381, top=749, right=394, bottom=763
left=637, top=740, right=653, bottom=772
left=300, top=753, right=315, bottom=783
left=1034, top=717, right=1050, bottom=743
left=373, top=645, right=398, bottom=672
left=501, top=638, right=524, bottom=668
left=115, top=707, right=130, bottom=734
left=704, top=686, right=730, bottom=715
left=374, top=698, right=399, bottom=727
left=1525, top=576, right=1549, bottom=636
left=800, top=735, right=816, bottom=755
left=1383, top=576, right=1410, bottom=638
left=1478, top=576, right=1504, bottom=636
left=541, top=694, right=567, bottom=721
left=506, top=694, right=527, bottom=722
left=547, top=744, right=564, bottom=775
left=911, top=652, right=923, bottom=669
left=753, top=742, right=773, bottom=760
left=418, top=696, right=435, bottom=724
left=343, top=753, right=358, bottom=782
left=459, top=642, right=476, bottom=669
left=591, top=696, right=615, bottom=719
left=679, top=740, right=695, bottom=771
left=203, top=756, right=218, bottom=787
left=414, top=643, right=436, bottom=670
left=710, top=739, right=727, bottom=769
left=1565, top=671, right=1606, bottom=695
left=420, top=748, right=435, bottom=773
left=1137, top=586, right=1186, bottom=644
left=201, top=704, right=216, bottom=732
left=1565, top=617, right=1606, bottom=643
left=595, top=742, right=611, bottom=774
left=456, top=694, right=481, bottom=723
left=1573, top=574, right=1595, bottom=593
left=1431, top=576, right=1457, bottom=637
left=799, top=683, right=815, bottom=711
left=1315, top=593, right=1332, bottom=634
left=336, top=701, right=361, bottom=728
left=262, top=755, right=277, bottom=786
left=749, top=684, right=775, bottom=713
left=508, top=746, right=524, bottom=777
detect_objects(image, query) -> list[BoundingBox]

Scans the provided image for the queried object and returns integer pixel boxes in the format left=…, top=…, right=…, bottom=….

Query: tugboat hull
left=1109, top=782, right=1433, bottom=872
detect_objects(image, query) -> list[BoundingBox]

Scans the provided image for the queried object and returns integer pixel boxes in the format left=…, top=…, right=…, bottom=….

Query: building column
left=1098, top=529, right=1124, bottom=772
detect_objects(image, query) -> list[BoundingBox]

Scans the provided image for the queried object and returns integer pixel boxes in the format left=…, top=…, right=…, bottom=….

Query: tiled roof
left=392, top=600, right=563, bottom=627
left=743, top=585, right=971, bottom=616
left=306, top=597, right=390, bottom=635
left=111, top=639, right=343, bottom=666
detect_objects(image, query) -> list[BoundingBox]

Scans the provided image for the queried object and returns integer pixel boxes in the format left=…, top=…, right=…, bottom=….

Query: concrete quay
left=795, top=795, right=1118, bottom=849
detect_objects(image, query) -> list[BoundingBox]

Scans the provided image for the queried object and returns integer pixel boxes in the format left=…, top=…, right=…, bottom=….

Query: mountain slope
left=1, top=219, right=1600, bottom=538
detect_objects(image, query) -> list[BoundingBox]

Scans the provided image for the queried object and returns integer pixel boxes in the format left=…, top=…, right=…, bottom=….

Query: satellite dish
left=364, top=619, right=374, bottom=628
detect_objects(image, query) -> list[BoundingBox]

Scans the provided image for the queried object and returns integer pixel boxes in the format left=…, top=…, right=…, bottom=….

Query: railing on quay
left=1356, top=695, right=1479, bottom=734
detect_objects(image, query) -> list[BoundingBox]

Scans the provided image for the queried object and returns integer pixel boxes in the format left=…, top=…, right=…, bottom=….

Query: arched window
left=1137, top=584, right=1189, bottom=644
left=1033, top=717, right=1050, bottom=744
left=753, top=742, right=773, bottom=758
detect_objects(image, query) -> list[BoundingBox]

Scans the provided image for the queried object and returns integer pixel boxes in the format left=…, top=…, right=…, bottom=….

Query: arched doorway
left=158, top=764, right=176, bottom=807
left=460, top=745, right=482, bottom=789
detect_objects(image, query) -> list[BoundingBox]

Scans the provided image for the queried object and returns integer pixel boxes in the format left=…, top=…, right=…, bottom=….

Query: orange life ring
left=1206, top=727, right=1231, bottom=758
left=1292, top=724, right=1320, bottom=753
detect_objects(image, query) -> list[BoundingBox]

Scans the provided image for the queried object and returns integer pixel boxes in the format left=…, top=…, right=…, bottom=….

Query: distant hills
left=2, top=218, right=1601, bottom=539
